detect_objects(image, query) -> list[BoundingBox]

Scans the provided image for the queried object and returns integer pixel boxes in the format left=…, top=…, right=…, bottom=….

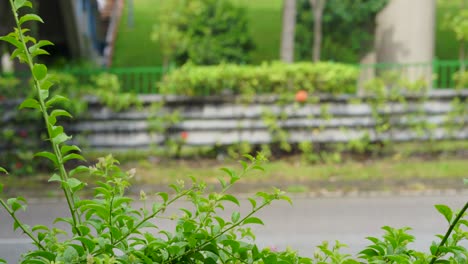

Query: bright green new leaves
left=19, top=98, right=41, bottom=110
left=435, top=204, right=454, bottom=224
left=19, top=14, right=43, bottom=25
left=0, top=167, right=8, bottom=174
left=33, top=64, right=47, bottom=80
left=13, top=0, right=32, bottom=11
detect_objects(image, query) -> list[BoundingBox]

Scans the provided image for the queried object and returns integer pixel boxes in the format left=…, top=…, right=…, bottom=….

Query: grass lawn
left=112, top=0, right=163, bottom=67
left=113, top=0, right=283, bottom=67
left=113, top=0, right=458, bottom=67
left=3, top=155, right=466, bottom=198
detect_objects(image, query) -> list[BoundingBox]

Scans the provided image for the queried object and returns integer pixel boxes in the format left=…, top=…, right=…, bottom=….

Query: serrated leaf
left=19, top=98, right=41, bottom=110
left=19, top=14, right=43, bottom=25
left=242, top=216, right=264, bottom=225
left=435, top=204, right=453, bottom=223
left=32, top=63, right=47, bottom=80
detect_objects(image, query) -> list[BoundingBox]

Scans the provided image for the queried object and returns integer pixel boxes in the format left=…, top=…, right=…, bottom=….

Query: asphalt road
left=1, top=193, right=467, bottom=263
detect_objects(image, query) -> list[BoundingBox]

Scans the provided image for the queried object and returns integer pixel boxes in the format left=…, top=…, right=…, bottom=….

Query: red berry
left=18, top=130, right=28, bottom=138
left=181, top=131, right=189, bottom=140
left=295, top=90, right=308, bottom=103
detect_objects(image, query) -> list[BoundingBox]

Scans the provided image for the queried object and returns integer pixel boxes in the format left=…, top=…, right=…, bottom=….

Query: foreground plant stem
left=0, top=200, right=46, bottom=251
left=7, top=0, right=81, bottom=235
left=92, top=189, right=193, bottom=256
left=164, top=199, right=272, bottom=263
left=429, top=201, right=468, bottom=264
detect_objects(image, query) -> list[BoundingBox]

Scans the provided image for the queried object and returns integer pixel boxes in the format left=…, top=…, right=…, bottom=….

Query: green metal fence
left=0, top=60, right=466, bottom=97
left=61, top=66, right=171, bottom=94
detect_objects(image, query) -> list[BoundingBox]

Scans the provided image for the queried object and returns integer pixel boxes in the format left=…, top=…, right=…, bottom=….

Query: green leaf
left=13, top=0, right=32, bottom=11
left=46, top=95, right=69, bottom=107
left=25, top=251, right=55, bottom=261
left=231, top=211, right=240, bottom=223
left=242, top=216, right=264, bottom=225
left=52, top=132, right=71, bottom=145
left=435, top=204, right=453, bottom=223
left=62, top=153, right=85, bottom=163
left=35, top=151, right=58, bottom=166
left=19, top=98, right=41, bottom=110
left=39, top=88, right=49, bottom=100
left=29, top=40, right=53, bottom=53
left=61, top=145, right=81, bottom=155
left=7, top=197, right=27, bottom=212
left=157, top=192, right=169, bottom=203
left=69, top=165, right=89, bottom=177
left=19, top=14, right=43, bottom=25
left=48, top=173, right=61, bottom=182
left=31, top=225, right=49, bottom=232
left=0, top=167, right=8, bottom=174
left=32, top=63, right=47, bottom=80
left=48, top=109, right=72, bottom=125
left=50, top=109, right=72, bottom=119
left=220, top=194, right=240, bottom=206
left=10, top=48, right=27, bottom=62
left=65, top=178, right=85, bottom=192
left=248, top=198, right=257, bottom=209
left=74, top=237, right=95, bottom=252
left=0, top=35, right=22, bottom=48
left=464, top=179, right=468, bottom=185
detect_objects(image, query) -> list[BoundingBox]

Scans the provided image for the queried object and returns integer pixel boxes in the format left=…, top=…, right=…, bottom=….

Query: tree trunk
left=280, top=0, right=296, bottom=63
left=309, top=0, right=326, bottom=62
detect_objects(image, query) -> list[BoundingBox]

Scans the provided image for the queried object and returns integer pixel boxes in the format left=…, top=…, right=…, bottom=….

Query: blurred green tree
left=296, top=0, right=388, bottom=63
left=152, top=0, right=255, bottom=66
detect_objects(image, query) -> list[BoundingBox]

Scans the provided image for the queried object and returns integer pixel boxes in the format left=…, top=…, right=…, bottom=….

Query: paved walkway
left=1, top=193, right=467, bottom=263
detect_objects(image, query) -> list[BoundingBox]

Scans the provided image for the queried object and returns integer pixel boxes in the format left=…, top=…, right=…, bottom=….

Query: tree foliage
left=152, top=0, right=255, bottom=66
left=296, top=0, right=389, bottom=63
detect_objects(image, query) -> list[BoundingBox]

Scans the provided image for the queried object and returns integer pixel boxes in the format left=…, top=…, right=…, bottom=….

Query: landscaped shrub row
left=159, top=62, right=359, bottom=96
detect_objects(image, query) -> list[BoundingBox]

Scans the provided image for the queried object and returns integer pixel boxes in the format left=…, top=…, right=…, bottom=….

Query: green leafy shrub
left=159, top=62, right=359, bottom=96
left=152, top=0, right=255, bottom=66
left=454, top=70, right=468, bottom=88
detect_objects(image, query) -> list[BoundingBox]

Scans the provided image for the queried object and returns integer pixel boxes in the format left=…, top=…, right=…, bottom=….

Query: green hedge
left=159, top=62, right=359, bottom=96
